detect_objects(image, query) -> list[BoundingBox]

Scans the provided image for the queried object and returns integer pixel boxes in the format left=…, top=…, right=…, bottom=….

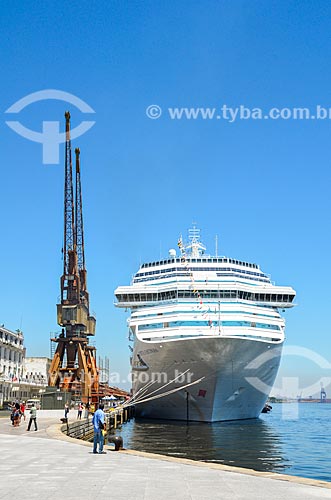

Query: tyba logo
left=245, top=345, right=331, bottom=398
left=5, top=89, right=96, bottom=164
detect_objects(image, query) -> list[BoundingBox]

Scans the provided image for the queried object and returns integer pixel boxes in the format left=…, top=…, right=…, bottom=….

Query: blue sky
left=1, top=0, right=330, bottom=395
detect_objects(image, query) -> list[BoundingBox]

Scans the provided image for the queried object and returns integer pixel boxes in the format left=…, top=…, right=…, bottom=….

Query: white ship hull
left=115, top=228, right=295, bottom=423
left=132, top=336, right=282, bottom=422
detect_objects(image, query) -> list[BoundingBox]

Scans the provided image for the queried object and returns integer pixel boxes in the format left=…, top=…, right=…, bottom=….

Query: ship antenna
left=215, top=234, right=218, bottom=257
left=187, top=224, right=206, bottom=257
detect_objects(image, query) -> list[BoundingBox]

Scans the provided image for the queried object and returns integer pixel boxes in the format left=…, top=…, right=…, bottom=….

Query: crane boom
left=75, top=147, right=85, bottom=273
left=75, top=148, right=88, bottom=304
left=63, top=111, right=75, bottom=278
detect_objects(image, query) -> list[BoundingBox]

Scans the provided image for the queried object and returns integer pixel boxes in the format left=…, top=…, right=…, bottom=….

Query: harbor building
left=24, top=356, right=52, bottom=387
left=0, top=326, right=25, bottom=405
left=0, top=325, right=51, bottom=406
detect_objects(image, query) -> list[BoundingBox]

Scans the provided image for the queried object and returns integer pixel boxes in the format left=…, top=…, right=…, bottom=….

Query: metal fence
left=63, top=408, right=133, bottom=441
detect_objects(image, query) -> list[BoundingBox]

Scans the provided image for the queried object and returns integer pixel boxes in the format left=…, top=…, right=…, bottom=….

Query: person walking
left=13, top=406, right=21, bottom=427
left=10, top=403, right=15, bottom=426
left=27, top=403, right=38, bottom=431
left=77, top=402, right=83, bottom=420
left=64, top=403, right=69, bottom=419
left=92, top=403, right=106, bottom=454
left=20, top=401, right=26, bottom=421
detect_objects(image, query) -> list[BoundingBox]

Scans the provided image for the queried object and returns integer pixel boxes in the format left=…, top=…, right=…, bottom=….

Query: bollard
left=109, top=435, right=123, bottom=451
left=60, top=417, right=69, bottom=434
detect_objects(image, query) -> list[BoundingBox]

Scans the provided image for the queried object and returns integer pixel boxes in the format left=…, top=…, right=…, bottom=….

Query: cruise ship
left=115, top=228, right=296, bottom=422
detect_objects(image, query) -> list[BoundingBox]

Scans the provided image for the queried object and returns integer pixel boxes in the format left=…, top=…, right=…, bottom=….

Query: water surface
left=110, top=403, right=331, bottom=482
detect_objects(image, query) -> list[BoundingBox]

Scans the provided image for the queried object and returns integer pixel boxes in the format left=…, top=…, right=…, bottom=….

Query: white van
left=26, top=399, right=41, bottom=410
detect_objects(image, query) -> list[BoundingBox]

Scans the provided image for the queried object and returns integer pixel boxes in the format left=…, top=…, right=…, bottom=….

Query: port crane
left=48, top=112, right=99, bottom=403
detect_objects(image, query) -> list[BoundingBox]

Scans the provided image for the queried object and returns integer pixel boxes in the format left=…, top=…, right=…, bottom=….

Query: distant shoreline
left=269, top=399, right=331, bottom=404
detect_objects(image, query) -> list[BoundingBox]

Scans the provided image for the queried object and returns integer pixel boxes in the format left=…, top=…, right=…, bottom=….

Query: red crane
left=48, top=112, right=98, bottom=403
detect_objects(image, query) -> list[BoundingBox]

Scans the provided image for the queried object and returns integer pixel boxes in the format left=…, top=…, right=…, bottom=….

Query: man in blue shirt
left=92, top=403, right=106, bottom=454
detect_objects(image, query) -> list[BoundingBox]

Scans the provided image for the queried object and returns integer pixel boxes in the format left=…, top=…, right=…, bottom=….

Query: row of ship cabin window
left=138, top=320, right=281, bottom=331
left=133, top=273, right=269, bottom=284
left=141, top=258, right=258, bottom=269
left=136, top=267, right=266, bottom=278
left=117, top=291, right=294, bottom=302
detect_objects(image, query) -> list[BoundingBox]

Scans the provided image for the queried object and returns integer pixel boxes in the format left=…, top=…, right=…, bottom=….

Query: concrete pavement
left=0, top=412, right=330, bottom=500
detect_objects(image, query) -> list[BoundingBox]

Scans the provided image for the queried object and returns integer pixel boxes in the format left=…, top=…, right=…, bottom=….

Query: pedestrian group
left=10, top=400, right=38, bottom=431
left=10, top=400, right=109, bottom=455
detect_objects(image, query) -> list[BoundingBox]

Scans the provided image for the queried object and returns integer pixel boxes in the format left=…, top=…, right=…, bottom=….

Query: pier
left=0, top=411, right=331, bottom=499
